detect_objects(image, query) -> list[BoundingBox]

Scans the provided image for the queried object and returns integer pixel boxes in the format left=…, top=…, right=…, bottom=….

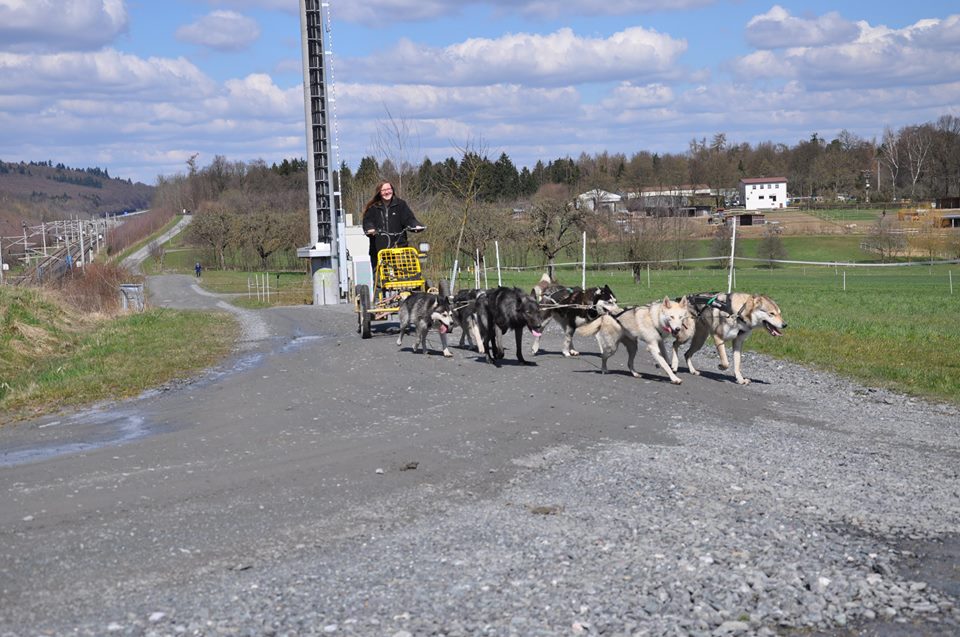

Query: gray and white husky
left=396, top=292, right=455, bottom=357
left=451, top=288, right=485, bottom=354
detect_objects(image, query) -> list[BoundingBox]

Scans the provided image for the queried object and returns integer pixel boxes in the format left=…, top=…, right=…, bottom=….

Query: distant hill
left=0, top=160, right=154, bottom=235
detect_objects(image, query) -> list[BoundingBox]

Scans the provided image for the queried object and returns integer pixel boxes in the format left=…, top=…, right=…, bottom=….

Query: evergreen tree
left=491, top=152, right=520, bottom=200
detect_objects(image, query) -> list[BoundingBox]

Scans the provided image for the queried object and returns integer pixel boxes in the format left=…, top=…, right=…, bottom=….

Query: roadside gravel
left=22, top=351, right=958, bottom=637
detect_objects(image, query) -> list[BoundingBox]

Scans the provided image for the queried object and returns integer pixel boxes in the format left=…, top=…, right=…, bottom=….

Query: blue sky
left=1, top=0, right=958, bottom=186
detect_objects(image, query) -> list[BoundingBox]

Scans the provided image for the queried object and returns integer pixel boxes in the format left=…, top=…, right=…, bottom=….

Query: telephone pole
left=296, top=0, right=346, bottom=305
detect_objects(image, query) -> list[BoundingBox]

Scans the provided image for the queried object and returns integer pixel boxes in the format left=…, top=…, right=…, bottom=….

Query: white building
left=739, top=177, right=787, bottom=210
left=577, top=189, right=623, bottom=213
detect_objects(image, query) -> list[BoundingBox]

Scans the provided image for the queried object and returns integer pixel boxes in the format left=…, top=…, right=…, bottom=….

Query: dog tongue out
left=531, top=330, right=542, bottom=337
left=439, top=324, right=449, bottom=334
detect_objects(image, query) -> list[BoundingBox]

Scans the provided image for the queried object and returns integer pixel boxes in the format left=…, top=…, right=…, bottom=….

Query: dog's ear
left=677, top=295, right=688, bottom=308
left=662, top=296, right=672, bottom=307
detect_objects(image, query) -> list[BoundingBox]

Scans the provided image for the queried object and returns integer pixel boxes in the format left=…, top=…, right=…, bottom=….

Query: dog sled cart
left=354, top=229, right=446, bottom=339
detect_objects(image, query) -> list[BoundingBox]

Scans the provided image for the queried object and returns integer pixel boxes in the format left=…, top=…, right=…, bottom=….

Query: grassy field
left=0, top=286, right=238, bottom=423
left=804, top=207, right=886, bottom=223
left=480, top=263, right=959, bottom=403
left=109, top=214, right=184, bottom=264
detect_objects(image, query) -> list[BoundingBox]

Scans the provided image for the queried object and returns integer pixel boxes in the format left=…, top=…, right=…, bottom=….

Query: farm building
left=577, top=189, right=624, bottom=213
left=739, top=177, right=787, bottom=210
left=727, top=212, right=767, bottom=226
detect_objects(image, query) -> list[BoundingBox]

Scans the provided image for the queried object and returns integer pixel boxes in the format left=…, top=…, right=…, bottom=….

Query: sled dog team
left=396, top=273, right=787, bottom=385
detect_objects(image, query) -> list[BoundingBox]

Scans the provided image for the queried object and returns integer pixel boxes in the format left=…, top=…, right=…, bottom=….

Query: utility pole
left=78, top=218, right=85, bottom=267
left=296, top=0, right=345, bottom=305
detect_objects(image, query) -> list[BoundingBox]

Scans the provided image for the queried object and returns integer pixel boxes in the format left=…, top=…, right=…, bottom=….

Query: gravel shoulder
left=0, top=277, right=957, bottom=636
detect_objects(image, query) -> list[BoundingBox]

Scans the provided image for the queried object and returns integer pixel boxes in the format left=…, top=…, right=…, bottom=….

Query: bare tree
left=371, top=106, right=419, bottom=195
left=864, top=213, right=906, bottom=262
left=902, top=125, right=933, bottom=200
left=524, top=184, right=590, bottom=279
left=756, top=225, right=787, bottom=268
left=879, top=127, right=901, bottom=200
left=185, top=201, right=235, bottom=269
left=148, top=240, right=165, bottom=270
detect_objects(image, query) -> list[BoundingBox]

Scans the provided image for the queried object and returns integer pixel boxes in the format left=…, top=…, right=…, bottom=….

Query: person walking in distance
left=195, top=262, right=202, bottom=278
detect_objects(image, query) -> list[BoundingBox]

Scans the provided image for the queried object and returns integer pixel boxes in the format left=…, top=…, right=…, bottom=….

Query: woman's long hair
left=362, top=181, right=395, bottom=215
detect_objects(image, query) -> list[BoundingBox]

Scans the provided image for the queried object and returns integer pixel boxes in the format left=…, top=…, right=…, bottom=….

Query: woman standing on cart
left=362, top=181, right=425, bottom=272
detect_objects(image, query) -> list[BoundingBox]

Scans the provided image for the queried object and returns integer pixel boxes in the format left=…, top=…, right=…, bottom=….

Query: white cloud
left=0, top=49, right=217, bottom=99
left=347, top=27, right=687, bottom=87
left=601, top=83, right=674, bottom=109
left=219, top=73, right=303, bottom=117
left=0, top=0, right=128, bottom=52
left=335, top=0, right=714, bottom=22
left=176, top=10, right=261, bottom=52
left=901, top=14, right=960, bottom=51
left=208, top=0, right=297, bottom=13
left=735, top=13, right=960, bottom=91
left=336, top=82, right=581, bottom=121
left=746, top=5, right=858, bottom=49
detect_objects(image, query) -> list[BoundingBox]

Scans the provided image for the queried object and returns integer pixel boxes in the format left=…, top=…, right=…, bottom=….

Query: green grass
left=110, top=214, right=184, bottom=265
left=1, top=287, right=238, bottom=423
left=484, top=264, right=960, bottom=403
left=737, top=235, right=874, bottom=263
left=804, top=208, right=886, bottom=223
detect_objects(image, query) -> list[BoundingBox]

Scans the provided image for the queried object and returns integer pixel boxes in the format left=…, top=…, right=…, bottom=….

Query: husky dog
left=531, top=271, right=559, bottom=302
left=667, top=310, right=700, bottom=372
left=576, top=296, right=693, bottom=384
left=476, top=287, right=543, bottom=366
left=681, top=292, right=787, bottom=384
left=531, top=274, right=620, bottom=357
left=396, top=292, right=455, bottom=357
left=451, top=288, right=484, bottom=354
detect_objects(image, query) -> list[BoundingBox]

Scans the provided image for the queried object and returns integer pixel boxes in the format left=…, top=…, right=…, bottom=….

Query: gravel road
left=1, top=275, right=957, bottom=637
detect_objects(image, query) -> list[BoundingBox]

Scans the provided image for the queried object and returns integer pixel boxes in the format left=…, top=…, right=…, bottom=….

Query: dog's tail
left=575, top=314, right=619, bottom=338
left=532, top=272, right=553, bottom=301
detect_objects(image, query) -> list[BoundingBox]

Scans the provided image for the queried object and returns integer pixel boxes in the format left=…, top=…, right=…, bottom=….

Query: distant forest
left=335, top=114, right=960, bottom=212
left=0, top=160, right=153, bottom=226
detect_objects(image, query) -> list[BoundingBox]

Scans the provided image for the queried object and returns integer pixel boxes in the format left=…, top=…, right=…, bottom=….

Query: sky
left=0, top=0, right=958, bottom=186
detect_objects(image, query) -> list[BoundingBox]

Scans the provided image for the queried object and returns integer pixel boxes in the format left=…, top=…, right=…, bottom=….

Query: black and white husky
left=531, top=273, right=620, bottom=357
left=396, top=292, right=455, bottom=357
left=451, top=288, right=484, bottom=354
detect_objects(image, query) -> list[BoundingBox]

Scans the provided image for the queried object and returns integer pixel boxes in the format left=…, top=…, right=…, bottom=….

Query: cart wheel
left=438, top=279, right=450, bottom=299
left=356, top=284, right=372, bottom=339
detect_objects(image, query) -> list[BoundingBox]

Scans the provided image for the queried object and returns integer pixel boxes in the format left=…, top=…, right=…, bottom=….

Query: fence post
left=843, top=270, right=846, bottom=291
left=581, top=231, right=586, bottom=289
left=495, top=241, right=502, bottom=287
left=950, top=270, right=954, bottom=295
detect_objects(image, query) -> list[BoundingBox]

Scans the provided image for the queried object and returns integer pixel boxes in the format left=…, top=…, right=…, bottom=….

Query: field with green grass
left=1, top=286, right=238, bottom=423
left=804, top=207, right=886, bottom=223
left=482, top=263, right=960, bottom=403
left=133, top=229, right=960, bottom=405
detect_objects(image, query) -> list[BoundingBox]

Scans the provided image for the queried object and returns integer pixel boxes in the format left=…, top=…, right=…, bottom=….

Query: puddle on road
left=0, top=410, right=152, bottom=468
left=0, top=333, right=335, bottom=468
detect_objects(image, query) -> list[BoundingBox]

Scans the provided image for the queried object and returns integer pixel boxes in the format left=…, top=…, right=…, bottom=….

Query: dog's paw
left=689, top=369, right=701, bottom=376
left=718, top=363, right=730, bottom=370
left=670, top=377, right=683, bottom=385
left=568, top=349, right=580, bottom=357
left=630, top=371, right=641, bottom=379
left=442, top=349, right=453, bottom=358
left=736, top=377, right=751, bottom=385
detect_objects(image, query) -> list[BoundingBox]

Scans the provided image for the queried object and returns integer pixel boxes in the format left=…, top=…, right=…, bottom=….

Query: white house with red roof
left=739, top=177, right=787, bottom=210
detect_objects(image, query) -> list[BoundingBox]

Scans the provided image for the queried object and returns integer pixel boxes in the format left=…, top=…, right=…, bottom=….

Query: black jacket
left=362, top=197, right=422, bottom=262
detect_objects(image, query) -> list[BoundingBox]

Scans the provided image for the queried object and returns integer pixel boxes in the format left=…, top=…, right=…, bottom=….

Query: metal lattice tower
left=297, top=0, right=345, bottom=304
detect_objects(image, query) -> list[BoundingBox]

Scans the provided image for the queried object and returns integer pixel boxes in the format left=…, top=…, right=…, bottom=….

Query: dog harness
left=687, top=293, right=751, bottom=331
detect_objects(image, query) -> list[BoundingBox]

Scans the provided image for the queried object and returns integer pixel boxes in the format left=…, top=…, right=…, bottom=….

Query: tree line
left=150, top=113, right=960, bottom=273
left=339, top=114, right=960, bottom=214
